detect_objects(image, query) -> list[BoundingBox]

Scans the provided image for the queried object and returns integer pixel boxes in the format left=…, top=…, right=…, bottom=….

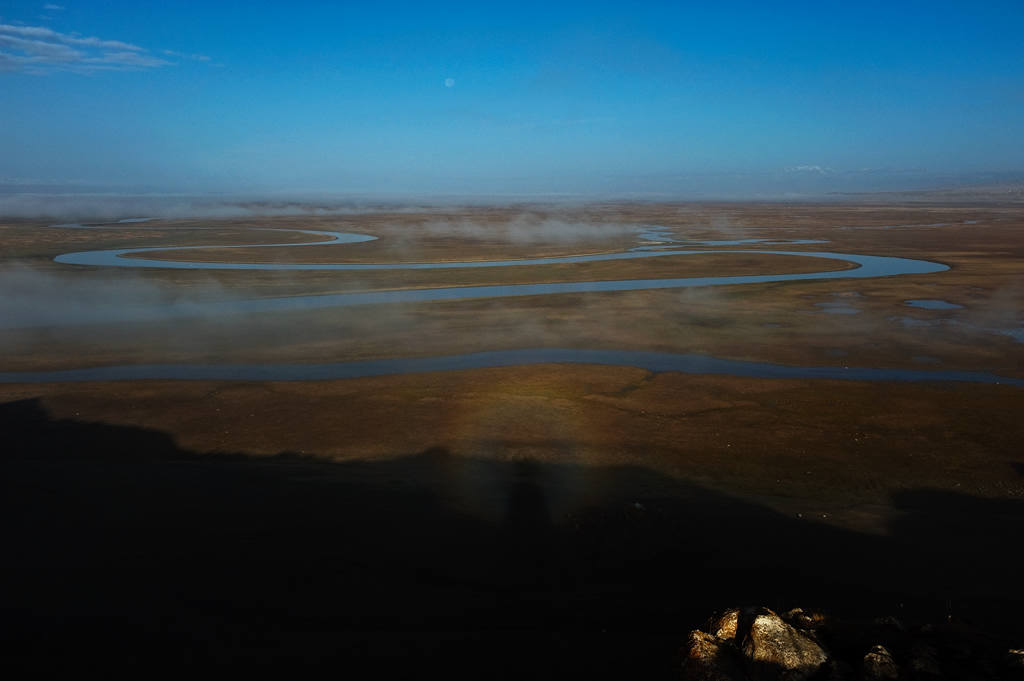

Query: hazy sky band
left=2, top=1, right=1023, bottom=195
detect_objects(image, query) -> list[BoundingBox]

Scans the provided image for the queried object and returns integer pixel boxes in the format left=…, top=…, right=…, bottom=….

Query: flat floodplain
left=2, top=202, right=1023, bottom=676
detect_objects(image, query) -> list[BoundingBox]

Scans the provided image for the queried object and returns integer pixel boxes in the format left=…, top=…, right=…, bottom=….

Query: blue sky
left=2, top=1, right=1023, bottom=196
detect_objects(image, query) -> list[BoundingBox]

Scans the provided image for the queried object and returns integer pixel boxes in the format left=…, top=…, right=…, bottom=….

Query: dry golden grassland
left=2, top=202, right=1023, bottom=526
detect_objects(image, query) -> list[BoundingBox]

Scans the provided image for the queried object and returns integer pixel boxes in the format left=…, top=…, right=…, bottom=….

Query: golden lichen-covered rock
left=739, top=608, right=829, bottom=681
left=711, top=608, right=740, bottom=641
left=680, top=630, right=749, bottom=681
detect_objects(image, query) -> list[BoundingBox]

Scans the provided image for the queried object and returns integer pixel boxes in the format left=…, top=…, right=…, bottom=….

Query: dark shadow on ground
left=2, top=398, right=1022, bottom=677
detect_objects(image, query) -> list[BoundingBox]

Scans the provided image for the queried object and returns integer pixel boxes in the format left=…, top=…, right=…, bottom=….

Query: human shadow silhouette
left=2, top=398, right=1022, bottom=678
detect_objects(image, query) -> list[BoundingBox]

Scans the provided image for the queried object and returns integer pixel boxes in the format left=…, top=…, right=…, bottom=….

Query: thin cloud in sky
left=786, top=165, right=833, bottom=175
left=43, top=4, right=65, bottom=11
left=162, top=49, right=211, bottom=62
left=0, top=22, right=174, bottom=73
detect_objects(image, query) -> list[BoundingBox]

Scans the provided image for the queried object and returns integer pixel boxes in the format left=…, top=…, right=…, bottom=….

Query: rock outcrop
left=681, top=606, right=1024, bottom=681
left=681, top=630, right=750, bottom=681
left=740, top=608, right=829, bottom=680
left=682, top=607, right=828, bottom=681
left=711, top=609, right=739, bottom=641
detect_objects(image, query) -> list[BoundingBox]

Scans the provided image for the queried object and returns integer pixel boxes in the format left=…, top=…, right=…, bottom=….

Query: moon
left=444, top=77, right=455, bottom=88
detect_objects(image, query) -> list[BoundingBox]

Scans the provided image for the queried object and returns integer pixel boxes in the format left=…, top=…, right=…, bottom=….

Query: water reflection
left=905, top=299, right=963, bottom=310
left=3, top=348, right=1020, bottom=386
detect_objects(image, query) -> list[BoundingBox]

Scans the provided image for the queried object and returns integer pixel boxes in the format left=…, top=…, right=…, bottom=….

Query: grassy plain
left=2, top=202, right=1023, bottom=676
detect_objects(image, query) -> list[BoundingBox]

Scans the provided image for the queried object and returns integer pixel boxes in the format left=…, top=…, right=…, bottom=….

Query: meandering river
left=3, top=223, right=1001, bottom=386
left=52, top=225, right=947, bottom=314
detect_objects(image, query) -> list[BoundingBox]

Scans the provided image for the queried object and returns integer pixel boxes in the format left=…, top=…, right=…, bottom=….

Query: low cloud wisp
left=420, top=215, right=638, bottom=244
left=0, top=264, right=230, bottom=330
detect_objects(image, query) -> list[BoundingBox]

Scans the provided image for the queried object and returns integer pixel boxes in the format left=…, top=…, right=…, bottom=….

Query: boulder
left=862, top=645, right=899, bottom=680
left=681, top=630, right=749, bottom=681
left=739, top=609, right=829, bottom=681
left=711, top=609, right=740, bottom=640
left=782, top=608, right=827, bottom=633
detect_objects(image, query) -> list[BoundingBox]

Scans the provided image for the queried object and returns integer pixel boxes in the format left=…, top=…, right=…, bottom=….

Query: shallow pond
left=905, top=299, right=963, bottom=310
